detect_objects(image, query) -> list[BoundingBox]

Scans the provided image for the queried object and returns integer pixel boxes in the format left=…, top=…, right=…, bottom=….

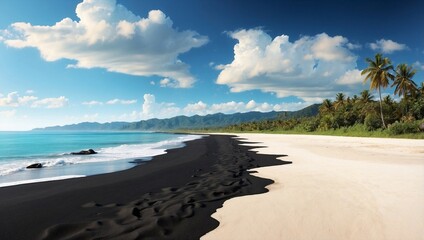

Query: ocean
left=0, top=131, right=202, bottom=187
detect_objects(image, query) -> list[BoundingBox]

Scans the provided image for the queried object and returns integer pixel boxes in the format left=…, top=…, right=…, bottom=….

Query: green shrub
left=318, top=115, right=332, bottom=131
left=364, top=113, right=381, bottom=131
left=388, top=121, right=419, bottom=135
left=299, top=118, right=319, bottom=132
left=410, top=98, right=424, bottom=119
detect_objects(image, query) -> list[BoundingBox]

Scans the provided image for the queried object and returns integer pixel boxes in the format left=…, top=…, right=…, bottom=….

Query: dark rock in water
left=71, top=149, right=97, bottom=155
left=27, top=163, right=43, bottom=169
left=419, top=123, right=424, bottom=132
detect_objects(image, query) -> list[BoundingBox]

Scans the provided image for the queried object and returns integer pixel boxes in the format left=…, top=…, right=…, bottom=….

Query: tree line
left=219, top=54, right=424, bottom=136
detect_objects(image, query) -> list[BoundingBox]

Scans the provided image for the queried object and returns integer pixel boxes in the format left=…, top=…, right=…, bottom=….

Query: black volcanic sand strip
left=0, top=135, right=290, bottom=240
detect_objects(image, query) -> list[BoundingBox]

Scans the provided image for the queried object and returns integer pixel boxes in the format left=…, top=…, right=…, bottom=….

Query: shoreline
left=0, top=132, right=201, bottom=187
left=0, top=135, right=288, bottom=239
left=203, top=133, right=424, bottom=240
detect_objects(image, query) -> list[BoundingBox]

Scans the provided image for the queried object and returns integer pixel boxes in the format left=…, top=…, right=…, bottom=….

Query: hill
left=33, top=104, right=319, bottom=131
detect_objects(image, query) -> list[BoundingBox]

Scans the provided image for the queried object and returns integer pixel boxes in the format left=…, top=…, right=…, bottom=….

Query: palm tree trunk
left=378, top=86, right=386, bottom=128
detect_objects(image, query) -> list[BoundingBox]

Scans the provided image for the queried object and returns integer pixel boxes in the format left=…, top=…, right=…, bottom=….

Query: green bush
left=364, top=113, right=381, bottom=131
left=299, top=118, right=319, bottom=132
left=388, top=121, right=419, bottom=135
left=331, top=113, right=344, bottom=129
left=318, top=115, right=332, bottom=131
left=411, top=98, right=424, bottom=119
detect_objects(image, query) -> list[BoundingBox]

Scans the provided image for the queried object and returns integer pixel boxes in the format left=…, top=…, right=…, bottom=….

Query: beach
left=203, top=134, right=424, bottom=240
left=0, top=135, right=287, bottom=240
left=1, top=133, right=423, bottom=240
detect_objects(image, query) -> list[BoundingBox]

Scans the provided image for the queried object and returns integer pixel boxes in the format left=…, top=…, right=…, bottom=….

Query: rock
left=71, top=149, right=97, bottom=155
left=419, top=123, right=424, bottom=132
left=27, top=163, right=43, bottom=169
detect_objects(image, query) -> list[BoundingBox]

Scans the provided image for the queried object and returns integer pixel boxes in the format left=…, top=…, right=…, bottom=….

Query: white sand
left=202, top=134, right=424, bottom=240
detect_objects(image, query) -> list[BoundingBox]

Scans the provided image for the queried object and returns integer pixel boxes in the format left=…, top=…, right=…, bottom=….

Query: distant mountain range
left=33, top=104, right=320, bottom=131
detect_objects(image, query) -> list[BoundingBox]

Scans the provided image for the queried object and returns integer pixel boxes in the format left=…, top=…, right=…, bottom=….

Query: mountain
left=32, top=122, right=130, bottom=131
left=34, top=104, right=320, bottom=131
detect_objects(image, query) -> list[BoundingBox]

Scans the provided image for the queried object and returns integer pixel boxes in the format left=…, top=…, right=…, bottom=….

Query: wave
left=0, top=134, right=202, bottom=177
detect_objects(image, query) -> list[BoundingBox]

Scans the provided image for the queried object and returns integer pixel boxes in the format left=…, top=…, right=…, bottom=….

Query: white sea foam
left=0, top=134, right=202, bottom=177
left=0, top=175, right=85, bottom=188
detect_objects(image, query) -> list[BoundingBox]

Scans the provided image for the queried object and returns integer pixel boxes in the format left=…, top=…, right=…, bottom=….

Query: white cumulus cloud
left=346, top=43, right=362, bottom=50
left=82, top=100, right=104, bottom=106
left=31, top=96, right=68, bottom=109
left=106, top=98, right=137, bottom=105
left=159, top=78, right=178, bottom=88
left=141, top=94, right=179, bottom=119
left=215, top=29, right=360, bottom=102
left=0, top=91, right=69, bottom=109
left=1, top=0, right=208, bottom=88
left=336, top=69, right=364, bottom=85
left=0, top=92, right=38, bottom=107
left=413, top=61, right=424, bottom=70
left=183, top=101, right=208, bottom=115
left=369, top=39, right=408, bottom=54
left=138, top=93, right=312, bottom=120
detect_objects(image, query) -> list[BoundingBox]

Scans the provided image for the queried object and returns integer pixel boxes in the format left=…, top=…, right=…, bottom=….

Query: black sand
left=0, top=135, right=290, bottom=240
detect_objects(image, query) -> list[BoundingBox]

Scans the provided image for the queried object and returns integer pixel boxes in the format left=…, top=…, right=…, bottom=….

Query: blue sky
left=0, top=0, right=423, bottom=130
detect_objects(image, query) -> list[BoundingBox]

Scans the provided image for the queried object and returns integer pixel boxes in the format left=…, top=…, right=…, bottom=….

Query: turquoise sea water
left=0, top=131, right=201, bottom=187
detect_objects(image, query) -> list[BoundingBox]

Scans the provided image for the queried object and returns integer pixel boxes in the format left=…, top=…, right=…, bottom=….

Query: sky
left=0, top=0, right=423, bottom=130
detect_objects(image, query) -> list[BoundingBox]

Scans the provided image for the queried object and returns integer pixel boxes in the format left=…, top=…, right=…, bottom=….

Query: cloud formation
left=0, top=92, right=34, bottom=107
left=31, top=96, right=69, bottom=109
left=335, top=69, right=363, bottom=85
left=413, top=61, right=424, bottom=70
left=369, top=39, right=408, bottom=54
left=82, top=100, right=103, bottom=106
left=141, top=94, right=180, bottom=119
left=2, top=0, right=208, bottom=88
left=216, top=30, right=361, bottom=102
left=138, top=93, right=309, bottom=120
left=0, top=92, right=68, bottom=109
left=159, top=78, right=178, bottom=88
left=106, top=99, right=137, bottom=105
left=82, top=98, right=137, bottom=106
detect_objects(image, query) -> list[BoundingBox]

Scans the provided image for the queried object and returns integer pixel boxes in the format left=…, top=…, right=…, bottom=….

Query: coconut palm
left=383, top=95, right=394, bottom=105
left=420, top=82, right=424, bottom=96
left=334, top=92, right=346, bottom=110
left=346, top=96, right=352, bottom=105
left=361, top=53, right=394, bottom=128
left=392, top=63, right=418, bottom=99
left=352, top=94, right=359, bottom=103
left=360, top=90, right=373, bottom=103
left=319, top=99, right=333, bottom=114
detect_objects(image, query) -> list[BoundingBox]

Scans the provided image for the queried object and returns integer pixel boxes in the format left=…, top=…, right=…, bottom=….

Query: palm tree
left=319, top=99, right=333, bottom=114
left=383, top=95, right=394, bottom=105
left=352, top=95, right=359, bottom=103
left=334, top=92, right=345, bottom=110
left=361, top=53, right=394, bottom=128
left=360, top=90, right=373, bottom=104
left=392, top=63, right=418, bottom=99
left=346, top=96, right=352, bottom=104
left=420, top=82, right=424, bottom=96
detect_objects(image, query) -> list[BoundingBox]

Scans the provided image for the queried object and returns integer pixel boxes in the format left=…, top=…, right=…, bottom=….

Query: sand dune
left=203, top=134, right=424, bottom=240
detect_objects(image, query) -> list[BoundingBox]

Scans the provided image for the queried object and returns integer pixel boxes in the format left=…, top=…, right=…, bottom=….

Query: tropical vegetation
left=214, top=54, right=424, bottom=138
